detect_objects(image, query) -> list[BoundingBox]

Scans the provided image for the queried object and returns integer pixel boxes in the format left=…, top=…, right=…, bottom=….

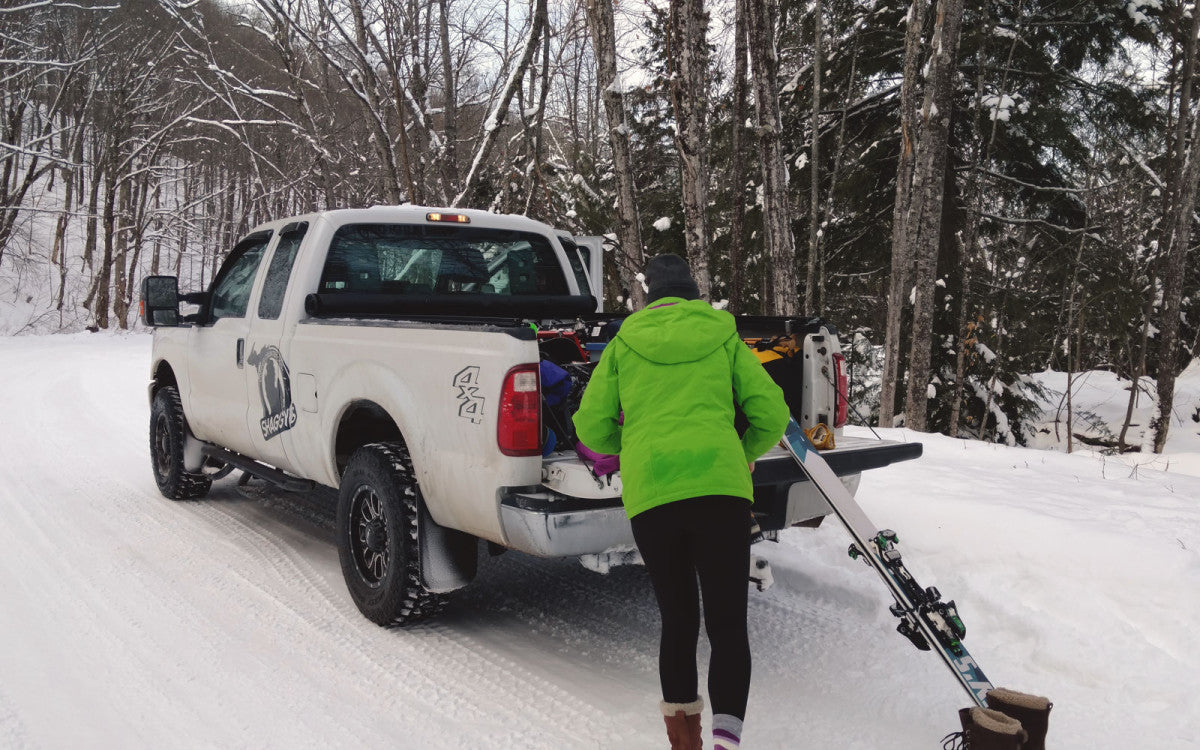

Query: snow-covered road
left=1, top=334, right=1197, bottom=748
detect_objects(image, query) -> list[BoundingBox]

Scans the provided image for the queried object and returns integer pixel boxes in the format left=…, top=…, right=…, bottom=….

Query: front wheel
left=149, top=386, right=212, bottom=500
left=336, top=442, right=447, bottom=626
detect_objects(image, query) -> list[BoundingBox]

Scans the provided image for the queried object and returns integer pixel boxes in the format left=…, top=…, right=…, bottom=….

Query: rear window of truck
left=320, top=223, right=570, bottom=297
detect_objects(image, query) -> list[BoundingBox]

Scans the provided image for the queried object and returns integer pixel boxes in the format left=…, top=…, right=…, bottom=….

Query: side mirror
left=140, top=275, right=180, bottom=327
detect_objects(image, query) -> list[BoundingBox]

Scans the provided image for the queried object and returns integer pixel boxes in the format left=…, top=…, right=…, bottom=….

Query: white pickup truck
left=141, top=205, right=920, bottom=626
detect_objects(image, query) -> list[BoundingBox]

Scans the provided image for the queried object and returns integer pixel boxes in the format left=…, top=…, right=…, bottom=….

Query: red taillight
left=498, top=364, right=541, bottom=456
left=833, top=352, right=849, bottom=428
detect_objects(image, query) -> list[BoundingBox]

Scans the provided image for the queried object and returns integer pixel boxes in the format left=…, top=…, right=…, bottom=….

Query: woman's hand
left=748, top=461, right=755, bottom=474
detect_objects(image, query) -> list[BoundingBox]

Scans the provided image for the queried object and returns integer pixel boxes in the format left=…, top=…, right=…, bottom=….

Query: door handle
left=237, top=338, right=245, bottom=367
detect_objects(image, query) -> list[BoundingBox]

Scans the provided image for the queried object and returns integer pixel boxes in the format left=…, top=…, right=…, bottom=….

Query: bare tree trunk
left=903, top=0, right=965, bottom=433
left=523, top=20, right=553, bottom=220
left=91, top=169, right=118, bottom=329
left=175, top=169, right=192, bottom=278
left=879, top=0, right=928, bottom=427
left=151, top=182, right=162, bottom=276
left=1064, top=197, right=1090, bottom=453
left=122, top=178, right=154, bottom=326
left=667, top=0, right=712, bottom=297
left=586, top=0, right=645, bottom=307
left=82, top=144, right=102, bottom=277
left=1119, top=291, right=1156, bottom=451
left=437, top=0, right=460, bottom=197
left=978, top=283, right=1011, bottom=441
left=112, top=177, right=133, bottom=330
left=728, top=0, right=749, bottom=313
left=1155, top=4, right=1200, bottom=453
left=52, top=161, right=76, bottom=313
left=746, top=0, right=798, bottom=316
left=804, top=0, right=823, bottom=314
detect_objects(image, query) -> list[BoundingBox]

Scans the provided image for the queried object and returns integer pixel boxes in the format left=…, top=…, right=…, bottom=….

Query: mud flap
left=182, top=427, right=206, bottom=473
left=417, top=497, right=479, bottom=593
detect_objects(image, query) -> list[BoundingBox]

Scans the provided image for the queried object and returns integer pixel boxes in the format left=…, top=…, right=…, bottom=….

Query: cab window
left=257, top=223, right=308, bottom=320
left=320, top=224, right=570, bottom=297
left=210, top=232, right=272, bottom=321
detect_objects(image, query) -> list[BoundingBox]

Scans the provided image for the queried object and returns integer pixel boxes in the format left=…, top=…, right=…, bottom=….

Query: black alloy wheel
left=349, top=486, right=391, bottom=585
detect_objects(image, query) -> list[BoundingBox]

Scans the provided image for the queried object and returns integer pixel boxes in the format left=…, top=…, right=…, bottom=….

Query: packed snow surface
left=1, top=334, right=1198, bottom=749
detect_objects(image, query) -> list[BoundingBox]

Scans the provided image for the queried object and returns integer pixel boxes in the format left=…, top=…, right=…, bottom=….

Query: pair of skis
left=780, top=418, right=993, bottom=707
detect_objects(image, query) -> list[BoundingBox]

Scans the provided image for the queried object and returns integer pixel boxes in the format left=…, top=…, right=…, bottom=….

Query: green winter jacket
left=572, top=298, right=790, bottom=518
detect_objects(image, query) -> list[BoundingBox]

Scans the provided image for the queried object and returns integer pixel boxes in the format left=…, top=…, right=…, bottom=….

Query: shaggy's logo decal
left=248, top=345, right=298, bottom=440
left=453, top=366, right=484, bottom=424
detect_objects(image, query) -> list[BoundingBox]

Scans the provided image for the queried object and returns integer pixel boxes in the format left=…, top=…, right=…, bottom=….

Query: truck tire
left=336, top=442, right=448, bottom=626
left=149, top=386, right=212, bottom=500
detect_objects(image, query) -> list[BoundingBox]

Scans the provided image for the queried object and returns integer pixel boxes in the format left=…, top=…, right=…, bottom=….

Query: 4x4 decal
left=453, top=366, right=484, bottom=424
left=248, top=345, right=298, bottom=440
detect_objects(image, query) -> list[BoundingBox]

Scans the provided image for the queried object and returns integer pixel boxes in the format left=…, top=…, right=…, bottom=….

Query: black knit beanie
left=644, top=254, right=700, bottom=303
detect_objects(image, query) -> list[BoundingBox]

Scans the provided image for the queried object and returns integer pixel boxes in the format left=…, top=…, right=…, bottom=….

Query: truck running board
left=201, top=445, right=316, bottom=494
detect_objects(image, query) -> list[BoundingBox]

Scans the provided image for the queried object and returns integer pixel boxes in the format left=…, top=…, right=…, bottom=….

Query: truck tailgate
left=750, top=435, right=923, bottom=530
left=752, top=434, right=923, bottom=483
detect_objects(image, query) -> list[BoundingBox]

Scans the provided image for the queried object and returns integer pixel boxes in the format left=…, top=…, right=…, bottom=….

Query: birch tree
left=903, top=0, right=965, bottom=432
left=803, top=0, right=823, bottom=314
left=879, top=0, right=928, bottom=426
left=585, top=0, right=645, bottom=307
left=746, top=0, right=797, bottom=315
left=667, top=0, right=712, bottom=297
left=727, top=0, right=750, bottom=313
left=1155, top=1, right=1200, bottom=453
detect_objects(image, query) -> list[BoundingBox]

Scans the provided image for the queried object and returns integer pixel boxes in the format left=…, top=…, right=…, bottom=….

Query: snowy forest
left=2, top=0, right=1197, bottom=450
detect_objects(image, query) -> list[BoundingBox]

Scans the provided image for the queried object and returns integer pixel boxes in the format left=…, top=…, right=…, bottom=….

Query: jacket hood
left=616, top=298, right=736, bottom=364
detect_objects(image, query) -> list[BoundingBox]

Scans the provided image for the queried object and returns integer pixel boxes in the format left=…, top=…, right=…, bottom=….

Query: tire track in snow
left=0, top=345, right=397, bottom=745
left=6, top=339, right=610, bottom=744
left=184, top=492, right=624, bottom=748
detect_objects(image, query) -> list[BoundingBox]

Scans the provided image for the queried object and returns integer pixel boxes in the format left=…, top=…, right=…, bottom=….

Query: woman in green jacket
left=573, top=254, right=789, bottom=750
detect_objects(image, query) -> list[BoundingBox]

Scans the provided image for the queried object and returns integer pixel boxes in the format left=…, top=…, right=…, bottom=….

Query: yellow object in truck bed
left=744, top=336, right=801, bottom=365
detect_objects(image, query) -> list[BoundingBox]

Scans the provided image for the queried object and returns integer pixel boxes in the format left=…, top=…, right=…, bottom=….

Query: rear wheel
left=149, top=386, right=212, bottom=500
left=336, top=442, right=447, bottom=626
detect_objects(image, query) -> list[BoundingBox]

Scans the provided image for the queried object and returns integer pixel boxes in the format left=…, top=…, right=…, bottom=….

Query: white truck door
left=186, top=231, right=273, bottom=458
left=242, top=222, right=309, bottom=472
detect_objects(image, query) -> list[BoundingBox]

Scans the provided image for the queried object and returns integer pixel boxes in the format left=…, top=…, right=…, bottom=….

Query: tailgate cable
left=819, top=365, right=884, bottom=440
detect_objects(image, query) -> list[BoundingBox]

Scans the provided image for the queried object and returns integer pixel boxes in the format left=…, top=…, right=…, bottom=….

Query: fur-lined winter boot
left=955, top=707, right=1028, bottom=750
left=987, top=688, right=1052, bottom=750
left=661, top=697, right=704, bottom=750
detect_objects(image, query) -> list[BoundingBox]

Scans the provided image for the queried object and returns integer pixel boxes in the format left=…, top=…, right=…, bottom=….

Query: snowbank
left=1028, top=365, right=1200, bottom=477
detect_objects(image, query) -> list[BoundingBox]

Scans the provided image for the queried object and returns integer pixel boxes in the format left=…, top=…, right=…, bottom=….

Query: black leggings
left=630, top=495, right=751, bottom=720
